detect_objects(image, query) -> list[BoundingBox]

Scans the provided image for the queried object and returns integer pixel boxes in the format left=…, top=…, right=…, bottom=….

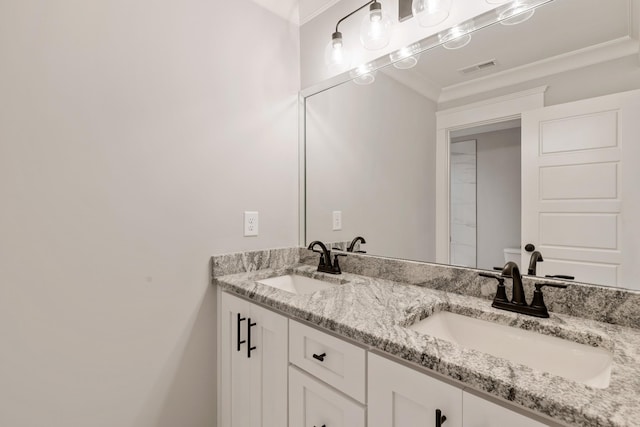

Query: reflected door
left=521, top=90, right=640, bottom=288
left=450, top=140, right=477, bottom=267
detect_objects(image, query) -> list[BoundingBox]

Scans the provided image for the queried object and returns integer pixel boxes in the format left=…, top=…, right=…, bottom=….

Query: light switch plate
left=244, top=211, right=259, bottom=236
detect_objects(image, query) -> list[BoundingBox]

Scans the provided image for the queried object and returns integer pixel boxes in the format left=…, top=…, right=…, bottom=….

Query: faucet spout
left=501, top=261, right=527, bottom=306
left=347, top=236, right=366, bottom=253
left=307, top=240, right=342, bottom=274
left=528, top=251, right=544, bottom=275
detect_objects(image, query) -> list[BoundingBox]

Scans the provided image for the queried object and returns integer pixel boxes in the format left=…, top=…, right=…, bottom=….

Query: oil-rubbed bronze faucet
left=347, top=236, right=367, bottom=253
left=479, top=262, right=568, bottom=318
left=307, top=241, right=345, bottom=274
left=527, top=251, right=544, bottom=275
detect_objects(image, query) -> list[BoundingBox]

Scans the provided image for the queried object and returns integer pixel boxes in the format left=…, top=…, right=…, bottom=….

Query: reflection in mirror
left=304, top=0, right=640, bottom=289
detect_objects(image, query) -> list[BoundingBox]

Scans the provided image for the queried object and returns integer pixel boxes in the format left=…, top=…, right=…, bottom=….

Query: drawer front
left=289, top=366, right=366, bottom=427
left=289, top=320, right=366, bottom=403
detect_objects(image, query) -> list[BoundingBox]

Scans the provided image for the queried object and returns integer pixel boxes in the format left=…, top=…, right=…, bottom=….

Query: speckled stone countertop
left=213, top=251, right=640, bottom=427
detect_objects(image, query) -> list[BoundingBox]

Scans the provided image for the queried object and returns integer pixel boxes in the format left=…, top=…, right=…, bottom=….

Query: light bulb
left=499, top=0, right=536, bottom=25
left=360, top=3, right=392, bottom=50
left=411, top=0, right=452, bottom=27
left=324, top=32, right=351, bottom=73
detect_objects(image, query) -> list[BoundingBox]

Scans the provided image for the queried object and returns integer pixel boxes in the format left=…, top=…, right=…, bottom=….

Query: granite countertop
left=215, top=264, right=640, bottom=427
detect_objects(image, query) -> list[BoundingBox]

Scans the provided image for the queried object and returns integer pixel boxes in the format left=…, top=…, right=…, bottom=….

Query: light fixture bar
left=398, top=0, right=413, bottom=22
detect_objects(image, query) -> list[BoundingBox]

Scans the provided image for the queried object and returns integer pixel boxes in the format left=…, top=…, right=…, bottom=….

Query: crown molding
left=438, top=36, right=640, bottom=104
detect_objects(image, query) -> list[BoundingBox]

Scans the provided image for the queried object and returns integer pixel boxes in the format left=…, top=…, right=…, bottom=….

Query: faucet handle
left=529, top=282, right=569, bottom=316
left=332, top=253, right=347, bottom=274
left=479, top=272, right=508, bottom=303
left=535, top=282, right=569, bottom=290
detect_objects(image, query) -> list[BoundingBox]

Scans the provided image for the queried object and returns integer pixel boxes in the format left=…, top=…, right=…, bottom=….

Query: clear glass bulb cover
left=324, top=39, right=351, bottom=73
left=352, top=71, right=376, bottom=85
left=360, top=9, right=392, bottom=50
left=390, top=45, right=422, bottom=69
left=439, top=24, right=473, bottom=49
left=412, top=0, right=452, bottom=27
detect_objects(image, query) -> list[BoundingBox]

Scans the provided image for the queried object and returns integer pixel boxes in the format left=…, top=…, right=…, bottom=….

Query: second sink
left=409, top=311, right=613, bottom=389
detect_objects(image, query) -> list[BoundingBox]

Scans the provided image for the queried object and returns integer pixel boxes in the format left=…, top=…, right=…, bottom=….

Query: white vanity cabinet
left=462, top=391, right=547, bottom=427
left=219, top=292, right=288, bottom=427
left=288, top=320, right=367, bottom=426
left=368, top=353, right=463, bottom=427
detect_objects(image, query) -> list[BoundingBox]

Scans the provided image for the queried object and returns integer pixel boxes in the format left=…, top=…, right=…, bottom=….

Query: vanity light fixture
left=438, top=22, right=474, bottom=50
left=325, top=0, right=392, bottom=70
left=411, top=0, right=453, bottom=27
left=350, top=63, right=377, bottom=85
left=498, top=0, right=536, bottom=25
left=390, top=44, right=422, bottom=69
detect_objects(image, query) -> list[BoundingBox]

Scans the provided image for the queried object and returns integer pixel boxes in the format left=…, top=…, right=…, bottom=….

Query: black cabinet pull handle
left=436, top=409, right=447, bottom=427
left=247, top=318, right=257, bottom=358
left=236, top=313, right=246, bottom=351
left=312, top=352, right=326, bottom=362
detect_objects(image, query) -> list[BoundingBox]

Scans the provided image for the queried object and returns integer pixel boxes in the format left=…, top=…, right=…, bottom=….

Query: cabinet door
left=289, top=366, right=366, bottom=427
left=220, top=292, right=288, bottom=427
left=368, top=353, right=462, bottom=427
left=463, top=392, right=547, bottom=427
left=248, top=302, right=288, bottom=427
left=220, top=292, right=253, bottom=427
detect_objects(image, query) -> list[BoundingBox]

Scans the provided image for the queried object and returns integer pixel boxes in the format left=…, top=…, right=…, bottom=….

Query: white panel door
left=220, top=292, right=289, bottom=427
left=368, top=353, right=462, bottom=427
left=462, top=392, right=547, bottom=427
left=521, top=89, right=640, bottom=287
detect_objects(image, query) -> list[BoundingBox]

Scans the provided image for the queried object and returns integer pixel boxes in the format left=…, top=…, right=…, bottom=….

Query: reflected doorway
left=449, top=119, right=522, bottom=270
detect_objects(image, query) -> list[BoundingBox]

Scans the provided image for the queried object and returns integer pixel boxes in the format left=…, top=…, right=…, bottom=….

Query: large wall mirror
left=303, top=0, right=640, bottom=290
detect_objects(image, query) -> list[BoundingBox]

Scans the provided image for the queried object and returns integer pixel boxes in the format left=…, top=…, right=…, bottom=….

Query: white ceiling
left=250, top=0, right=339, bottom=25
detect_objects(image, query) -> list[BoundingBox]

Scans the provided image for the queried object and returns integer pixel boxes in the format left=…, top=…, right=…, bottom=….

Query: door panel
left=521, top=89, right=640, bottom=287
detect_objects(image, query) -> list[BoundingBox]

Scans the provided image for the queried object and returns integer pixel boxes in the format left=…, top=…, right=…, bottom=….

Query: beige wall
left=0, top=1, right=299, bottom=426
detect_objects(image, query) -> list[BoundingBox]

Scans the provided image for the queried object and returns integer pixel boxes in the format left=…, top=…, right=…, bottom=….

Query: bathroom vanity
left=213, top=247, right=640, bottom=427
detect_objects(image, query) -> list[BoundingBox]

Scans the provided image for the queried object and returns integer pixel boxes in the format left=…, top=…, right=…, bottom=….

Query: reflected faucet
left=347, top=236, right=367, bottom=253
left=528, top=251, right=544, bottom=275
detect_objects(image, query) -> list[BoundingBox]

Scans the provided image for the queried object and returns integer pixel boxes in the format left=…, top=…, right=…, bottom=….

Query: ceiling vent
left=458, top=59, right=498, bottom=75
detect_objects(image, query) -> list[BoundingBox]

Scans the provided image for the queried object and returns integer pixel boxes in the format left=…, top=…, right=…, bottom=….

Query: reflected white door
left=521, top=89, right=640, bottom=288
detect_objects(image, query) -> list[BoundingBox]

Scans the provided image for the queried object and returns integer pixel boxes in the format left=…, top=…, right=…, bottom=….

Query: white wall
left=306, top=72, right=437, bottom=261
left=0, top=1, right=299, bottom=426
left=300, top=0, right=497, bottom=88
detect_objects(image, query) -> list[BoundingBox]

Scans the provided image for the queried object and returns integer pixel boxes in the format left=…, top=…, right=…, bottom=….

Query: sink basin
left=256, top=274, right=338, bottom=295
left=410, top=311, right=612, bottom=388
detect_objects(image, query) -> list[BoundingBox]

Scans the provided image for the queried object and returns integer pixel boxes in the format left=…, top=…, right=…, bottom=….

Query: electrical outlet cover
left=244, top=211, right=259, bottom=236
left=332, top=211, right=342, bottom=231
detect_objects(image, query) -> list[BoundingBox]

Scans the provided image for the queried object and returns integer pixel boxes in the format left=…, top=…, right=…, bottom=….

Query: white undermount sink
left=256, top=274, right=338, bottom=295
left=410, top=311, right=613, bottom=389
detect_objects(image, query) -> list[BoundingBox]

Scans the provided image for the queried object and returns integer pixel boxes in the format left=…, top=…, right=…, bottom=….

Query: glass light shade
left=350, top=64, right=377, bottom=85
left=412, top=0, right=453, bottom=27
left=499, top=1, right=536, bottom=25
left=360, top=7, right=392, bottom=50
left=390, top=45, right=422, bottom=69
left=439, top=24, right=473, bottom=50
left=324, top=37, right=351, bottom=73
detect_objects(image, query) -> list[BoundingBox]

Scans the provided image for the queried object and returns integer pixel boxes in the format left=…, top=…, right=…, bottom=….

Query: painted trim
left=298, top=93, right=307, bottom=247
left=434, top=87, right=546, bottom=264
left=439, top=37, right=639, bottom=104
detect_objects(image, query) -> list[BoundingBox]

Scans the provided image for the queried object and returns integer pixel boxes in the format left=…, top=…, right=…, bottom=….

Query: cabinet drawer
left=289, top=320, right=366, bottom=403
left=289, top=366, right=366, bottom=427
left=463, top=392, right=548, bottom=427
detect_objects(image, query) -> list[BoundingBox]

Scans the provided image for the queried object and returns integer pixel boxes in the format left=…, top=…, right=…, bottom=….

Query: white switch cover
left=244, top=211, right=259, bottom=236
left=332, top=211, right=342, bottom=231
